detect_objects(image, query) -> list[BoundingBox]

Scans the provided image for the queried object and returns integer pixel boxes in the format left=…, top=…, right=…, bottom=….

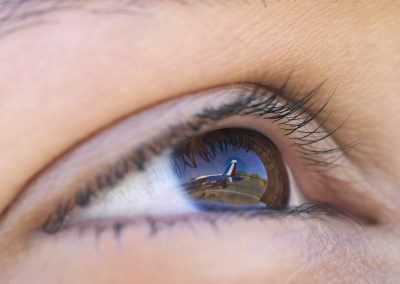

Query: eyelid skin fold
left=0, top=81, right=360, bottom=242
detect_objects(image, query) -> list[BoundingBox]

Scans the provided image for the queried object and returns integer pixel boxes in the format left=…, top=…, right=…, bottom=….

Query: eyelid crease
left=39, top=81, right=354, bottom=234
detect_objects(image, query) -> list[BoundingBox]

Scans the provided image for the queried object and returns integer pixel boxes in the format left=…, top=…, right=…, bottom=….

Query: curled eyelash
left=41, top=80, right=355, bottom=234
left=239, top=83, right=354, bottom=168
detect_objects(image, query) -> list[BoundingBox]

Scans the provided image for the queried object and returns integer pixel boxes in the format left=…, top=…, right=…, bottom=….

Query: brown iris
left=171, top=128, right=289, bottom=210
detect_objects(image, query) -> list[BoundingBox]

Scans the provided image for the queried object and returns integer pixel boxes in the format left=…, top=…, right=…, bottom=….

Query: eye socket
left=172, top=128, right=289, bottom=211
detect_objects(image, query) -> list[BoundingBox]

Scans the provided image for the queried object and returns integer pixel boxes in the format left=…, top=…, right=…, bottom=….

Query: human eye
left=5, top=82, right=362, bottom=239
left=1, top=0, right=399, bottom=282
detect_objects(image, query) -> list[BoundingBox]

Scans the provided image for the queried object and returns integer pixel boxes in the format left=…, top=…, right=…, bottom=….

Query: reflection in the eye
left=172, top=128, right=289, bottom=210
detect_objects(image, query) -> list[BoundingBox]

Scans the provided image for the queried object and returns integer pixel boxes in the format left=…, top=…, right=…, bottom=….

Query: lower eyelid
left=44, top=203, right=360, bottom=238
left=7, top=212, right=375, bottom=284
left=30, top=208, right=366, bottom=264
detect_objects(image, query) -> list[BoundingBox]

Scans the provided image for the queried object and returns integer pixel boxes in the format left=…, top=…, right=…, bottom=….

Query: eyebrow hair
left=0, top=0, right=80, bottom=37
left=0, top=0, right=396, bottom=38
left=3, top=0, right=382, bottom=39
left=0, top=0, right=155, bottom=38
left=0, top=0, right=259, bottom=38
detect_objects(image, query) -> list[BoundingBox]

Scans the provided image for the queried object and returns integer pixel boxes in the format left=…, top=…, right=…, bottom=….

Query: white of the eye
left=67, top=153, right=197, bottom=224
left=287, top=164, right=306, bottom=207
left=67, top=159, right=301, bottom=225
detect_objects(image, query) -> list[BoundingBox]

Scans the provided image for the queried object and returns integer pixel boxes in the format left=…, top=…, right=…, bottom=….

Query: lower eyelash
left=57, top=203, right=361, bottom=238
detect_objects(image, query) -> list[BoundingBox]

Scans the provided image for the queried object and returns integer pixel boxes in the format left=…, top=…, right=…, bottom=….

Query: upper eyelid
left=98, top=80, right=345, bottom=180
left=67, top=81, right=329, bottom=198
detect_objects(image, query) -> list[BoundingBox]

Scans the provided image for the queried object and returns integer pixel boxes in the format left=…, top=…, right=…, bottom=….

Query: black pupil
left=171, top=128, right=289, bottom=211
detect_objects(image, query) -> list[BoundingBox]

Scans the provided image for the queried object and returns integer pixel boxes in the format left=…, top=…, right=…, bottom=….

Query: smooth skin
left=0, top=1, right=399, bottom=283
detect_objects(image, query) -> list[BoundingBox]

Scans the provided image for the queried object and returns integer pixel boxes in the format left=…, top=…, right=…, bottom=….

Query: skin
left=0, top=0, right=399, bottom=283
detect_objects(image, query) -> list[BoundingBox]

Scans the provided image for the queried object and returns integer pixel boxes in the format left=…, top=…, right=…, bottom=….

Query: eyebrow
left=0, top=0, right=151, bottom=38
left=0, top=0, right=79, bottom=37
left=0, top=0, right=264, bottom=38
left=0, top=0, right=395, bottom=39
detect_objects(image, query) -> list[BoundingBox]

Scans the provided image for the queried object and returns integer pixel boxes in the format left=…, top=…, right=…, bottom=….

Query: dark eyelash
left=41, top=80, right=354, bottom=234
left=63, top=203, right=362, bottom=238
